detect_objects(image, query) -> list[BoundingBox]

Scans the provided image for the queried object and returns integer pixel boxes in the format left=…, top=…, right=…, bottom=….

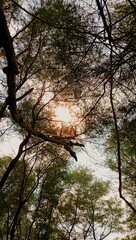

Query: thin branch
left=0, top=134, right=31, bottom=190
left=12, top=17, right=35, bottom=39
left=127, top=0, right=136, bottom=11
left=109, top=44, right=136, bottom=214
left=95, top=0, right=113, bottom=44
left=16, top=88, right=34, bottom=102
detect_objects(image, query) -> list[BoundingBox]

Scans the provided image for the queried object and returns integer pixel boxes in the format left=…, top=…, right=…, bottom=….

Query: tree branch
left=0, top=134, right=31, bottom=191
left=0, top=7, right=18, bottom=75
left=127, top=0, right=136, bottom=11
left=95, top=0, right=113, bottom=44
left=109, top=46, right=136, bottom=214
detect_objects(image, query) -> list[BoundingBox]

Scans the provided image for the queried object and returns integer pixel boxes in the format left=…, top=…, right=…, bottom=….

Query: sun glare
left=53, top=104, right=84, bottom=136
left=55, top=106, right=72, bottom=123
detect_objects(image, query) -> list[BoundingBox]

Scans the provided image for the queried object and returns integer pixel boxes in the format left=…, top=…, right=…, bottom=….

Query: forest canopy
left=0, top=0, right=136, bottom=239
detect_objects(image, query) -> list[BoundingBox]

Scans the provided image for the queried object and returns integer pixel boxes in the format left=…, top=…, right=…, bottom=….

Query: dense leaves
left=0, top=158, right=123, bottom=239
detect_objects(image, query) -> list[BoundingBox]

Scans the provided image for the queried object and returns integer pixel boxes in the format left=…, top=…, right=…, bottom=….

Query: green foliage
left=105, top=118, right=136, bottom=232
left=56, top=168, right=122, bottom=239
left=0, top=157, right=123, bottom=239
left=113, top=0, right=136, bottom=42
left=22, top=0, right=89, bottom=75
left=106, top=119, right=136, bottom=179
left=0, top=156, right=35, bottom=239
left=31, top=158, right=68, bottom=239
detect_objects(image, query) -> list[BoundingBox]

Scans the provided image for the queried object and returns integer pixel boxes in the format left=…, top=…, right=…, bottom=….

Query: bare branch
left=109, top=46, right=136, bottom=214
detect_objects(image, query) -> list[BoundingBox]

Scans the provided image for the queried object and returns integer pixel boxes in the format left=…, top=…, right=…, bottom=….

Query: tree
left=0, top=155, right=123, bottom=239
left=105, top=118, right=136, bottom=236
left=85, top=0, right=136, bottom=214
left=0, top=156, right=35, bottom=239
left=55, top=168, right=123, bottom=240
left=0, top=140, right=70, bottom=239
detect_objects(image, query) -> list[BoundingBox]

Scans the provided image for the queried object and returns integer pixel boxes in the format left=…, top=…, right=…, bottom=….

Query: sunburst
left=54, top=106, right=72, bottom=123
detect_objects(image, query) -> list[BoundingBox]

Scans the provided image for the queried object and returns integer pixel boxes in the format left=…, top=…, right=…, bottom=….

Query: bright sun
left=55, top=106, right=72, bottom=123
